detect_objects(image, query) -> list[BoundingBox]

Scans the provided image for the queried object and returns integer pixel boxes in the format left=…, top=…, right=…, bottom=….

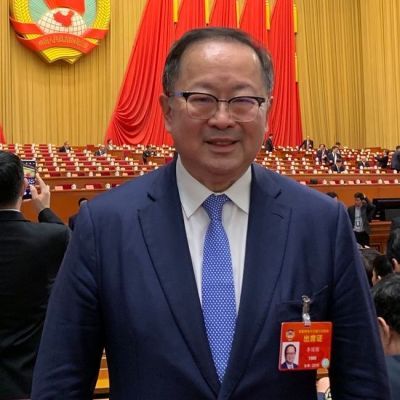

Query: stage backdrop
left=1, top=0, right=400, bottom=149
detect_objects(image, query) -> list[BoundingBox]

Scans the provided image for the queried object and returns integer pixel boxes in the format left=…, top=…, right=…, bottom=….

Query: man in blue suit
left=32, top=28, right=389, bottom=399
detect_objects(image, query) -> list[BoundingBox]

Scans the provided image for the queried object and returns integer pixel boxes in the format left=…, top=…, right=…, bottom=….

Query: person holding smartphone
left=0, top=151, right=70, bottom=400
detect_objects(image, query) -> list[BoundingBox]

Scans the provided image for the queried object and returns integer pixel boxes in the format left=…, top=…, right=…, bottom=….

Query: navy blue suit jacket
left=32, top=161, right=389, bottom=399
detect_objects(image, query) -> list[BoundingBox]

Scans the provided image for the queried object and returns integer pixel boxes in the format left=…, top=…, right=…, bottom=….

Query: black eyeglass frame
left=167, top=91, right=268, bottom=121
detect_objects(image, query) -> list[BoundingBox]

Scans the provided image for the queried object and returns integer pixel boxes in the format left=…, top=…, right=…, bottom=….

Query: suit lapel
left=138, top=162, right=220, bottom=395
left=222, top=165, right=292, bottom=398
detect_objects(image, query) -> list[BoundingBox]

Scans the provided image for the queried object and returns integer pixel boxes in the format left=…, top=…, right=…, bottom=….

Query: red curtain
left=268, top=0, right=302, bottom=147
left=105, top=0, right=302, bottom=147
left=0, top=125, right=6, bottom=144
left=239, top=0, right=269, bottom=48
left=175, top=0, right=205, bottom=39
left=209, top=0, right=237, bottom=27
left=105, top=0, right=175, bottom=145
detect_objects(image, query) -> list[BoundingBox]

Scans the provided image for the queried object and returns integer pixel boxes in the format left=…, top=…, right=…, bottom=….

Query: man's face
left=285, top=346, right=296, bottom=363
left=355, top=197, right=363, bottom=208
left=160, top=40, right=270, bottom=191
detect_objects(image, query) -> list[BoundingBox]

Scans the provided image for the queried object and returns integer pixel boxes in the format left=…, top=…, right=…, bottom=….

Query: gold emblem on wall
left=10, top=0, right=111, bottom=64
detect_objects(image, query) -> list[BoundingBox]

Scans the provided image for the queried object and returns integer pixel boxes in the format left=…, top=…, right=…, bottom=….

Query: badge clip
left=302, top=295, right=311, bottom=326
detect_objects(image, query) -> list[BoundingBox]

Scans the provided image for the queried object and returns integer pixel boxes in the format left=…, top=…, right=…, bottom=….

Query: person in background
left=372, top=254, right=394, bottom=286
left=359, top=247, right=382, bottom=287
left=327, top=146, right=341, bottom=166
left=391, top=146, right=400, bottom=172
left=372, top=273, right=400, bottom=400
left=142, top=145, right=153, bottom=164
left=316, top=144, right=328, bottom=164
left=298, top=135, right=314, bottom=150
left=330, top=159, right=346, bottom=173
left=94, top=144, right=107, bottom=157
left=0, top=151, right=70, bottom=400
left=387, top=227, right=400, bottom=273
left=264, top=132, right=274, bottom=152
left=58, top=141, right=71, bottom=153
left=357, top=154, right=370, bottom=169
left=347, top=192, right=376, bottom=247
left=32, top=27, right=389, bottom=400
left=68, top=197, right=88, bottom=231
left=106, top=138, right=114, bottom=151
left=325, top=192, right=338, bottom=200
left=375, top=150, right=389, bottom=169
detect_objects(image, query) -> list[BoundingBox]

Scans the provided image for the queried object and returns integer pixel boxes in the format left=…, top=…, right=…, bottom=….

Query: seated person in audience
left=298, top=135, right=314, bottom=150
left=347, top=192, right=375, bottom=247
left=0, top=151, right=70, bottom=400
left=387, top=227, right=400, bottom=273
left=372, top=254, right=394, bottom=286
left=264, top=132, right=274, bottom=152
left=375, top=150, right=389, bottom=168
left=58, top=141, right=71, bottom=153
left=142, top=145, right=153, bottom=164
left=106, top=139, right=114, bottom=151
left=372, top=273, right=400, bottom=400
left=330, top=159, right=346, bottom=173
left=334, top=141, right=343, bottom=151
left=316, top=144, right=328, bottom=164
left=68, top=197, right=88, bottom=231
left=326, top=191, right=338, bottom=200
left=357, top=155, right=370, bottom=169
left=327, top=146, right=341, bottom=165
left=391, top=146, right=400, bottom=172
left=360, top=247, right=382, bottom=287
left=94, top=144, right=107, bottom=157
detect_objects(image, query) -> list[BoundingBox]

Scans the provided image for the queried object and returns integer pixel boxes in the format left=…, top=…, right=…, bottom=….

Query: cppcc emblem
left=10, top=0, right=111, bottom=64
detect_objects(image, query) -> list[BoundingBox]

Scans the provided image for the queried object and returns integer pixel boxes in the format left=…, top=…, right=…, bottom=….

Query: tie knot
left=202, top=194, right=229, bottom=221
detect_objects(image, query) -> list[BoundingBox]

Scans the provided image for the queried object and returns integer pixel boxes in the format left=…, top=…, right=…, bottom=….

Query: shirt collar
left=176, top=156, right=251, bottom=218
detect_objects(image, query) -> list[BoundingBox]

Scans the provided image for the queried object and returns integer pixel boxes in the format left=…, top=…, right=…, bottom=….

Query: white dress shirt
left=176, top=157, right=250, bottom=311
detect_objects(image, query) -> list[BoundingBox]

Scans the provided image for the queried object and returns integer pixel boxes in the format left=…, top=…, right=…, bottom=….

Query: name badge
left=279, top=321, right=332, bottom=371
left=278, top=295, right=332, bottom=371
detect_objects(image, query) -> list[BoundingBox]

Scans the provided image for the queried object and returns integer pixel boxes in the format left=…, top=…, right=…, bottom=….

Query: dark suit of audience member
left=375, top=152, right=389, bottom=168
left=264, top=135, right=274, bottom=152
left=331, top=163, right=346, bottom=173
left=347, top=193, right=376, bottom=247
left=299, top=138, right=314, bottom=150
left=0, top=151, right=69, bottom=400
left=58, top=142, right=71, bottom=153
left=391, top=146, right=400, bottom=171
left=142, top=147, right=153, bottom=164
left=94, top=145, right=107, bottom=157
left=327, top=147, right=341, bottom=165
left=357, top=160, right=370, bottom=169
left=316, top=146, right=328, bottom=164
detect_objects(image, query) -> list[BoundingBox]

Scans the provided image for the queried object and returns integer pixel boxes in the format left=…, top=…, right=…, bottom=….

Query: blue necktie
left=202, top=194, right=237, bottom=382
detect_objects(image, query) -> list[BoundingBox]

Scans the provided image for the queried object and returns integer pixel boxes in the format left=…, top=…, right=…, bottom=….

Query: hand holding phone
left=30, top=174, right=51, bottom=213
left=21, top=159, right=36, bottom=199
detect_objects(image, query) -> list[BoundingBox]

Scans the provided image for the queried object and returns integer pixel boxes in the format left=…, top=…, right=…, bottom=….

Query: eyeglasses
left=168, top=91, right=268, bottom=122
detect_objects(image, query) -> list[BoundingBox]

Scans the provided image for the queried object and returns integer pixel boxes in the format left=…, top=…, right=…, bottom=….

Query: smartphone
left=21, top=159, right=36, bottom=199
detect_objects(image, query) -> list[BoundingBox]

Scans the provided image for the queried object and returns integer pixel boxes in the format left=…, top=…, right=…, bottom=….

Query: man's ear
left=19, top=178, right=28, bottom=197
left=392, top=258, right=400, bottom=273
left=159, top=94, right=173, bottom=132
left=377, top=317, right=392, bottom=350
